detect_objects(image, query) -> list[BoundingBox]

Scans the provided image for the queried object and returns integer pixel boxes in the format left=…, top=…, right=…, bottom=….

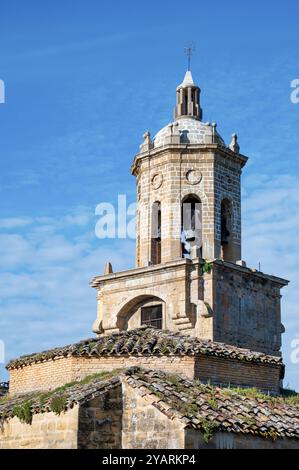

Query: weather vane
left=184, top=43, right=195, bottom=71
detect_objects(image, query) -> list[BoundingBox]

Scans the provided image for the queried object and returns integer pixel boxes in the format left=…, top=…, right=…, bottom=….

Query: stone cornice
left=90, top=257, right=288, bottom=290
left=90, top=258, right=192, bottom=289
left=131, top=144, right=248, bottom=175
left=211, top=259, right=289, bottom=287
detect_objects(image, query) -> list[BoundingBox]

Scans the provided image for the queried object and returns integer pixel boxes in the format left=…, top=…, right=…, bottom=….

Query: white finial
left=139, top=131, right=152, bottom=152
left=211, top=123, right=217, bottom=143
left=104, top=262, right=113, bottom=274
left=229, top=133, right=240, bottom=153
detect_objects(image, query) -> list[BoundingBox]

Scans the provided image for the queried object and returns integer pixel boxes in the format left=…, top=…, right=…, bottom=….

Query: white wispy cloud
left=0, top=206, right=135, bottom=377
left=0, top=218, right=33, bottom=229
left=3, top=29, right=154, bottom=62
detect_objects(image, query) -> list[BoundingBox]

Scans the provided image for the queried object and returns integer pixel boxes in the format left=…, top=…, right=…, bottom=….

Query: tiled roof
left=0, top=373, right=121, bottom=422
left=6, top=327, right=282, bottom=370
left=1, top=367, right=298, bottom=441
left=125, top=368, right=299, bottom=440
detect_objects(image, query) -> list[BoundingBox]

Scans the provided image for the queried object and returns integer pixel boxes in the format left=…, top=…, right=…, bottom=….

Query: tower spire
left=174, top=47, right=202, bottom=121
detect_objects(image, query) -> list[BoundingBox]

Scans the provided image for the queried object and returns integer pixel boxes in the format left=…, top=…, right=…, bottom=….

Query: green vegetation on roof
left=222, top=384, right=299, bottom=405
left=12, top=400, right=33, bottom=425
left=50, top=395, right=68, bottom=416
left=1, top=367, right=298, bottom=442
left=0, top=369, right=122, bottom=424
left=125, top=368, right=299, bottom=442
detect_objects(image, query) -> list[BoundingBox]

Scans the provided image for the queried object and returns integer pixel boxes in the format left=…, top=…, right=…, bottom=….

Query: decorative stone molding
left=151, top=173, right=163, bottom=189
left=92, top=317, right=103, bottom=335
left=186, top=169, right=202, bottom=185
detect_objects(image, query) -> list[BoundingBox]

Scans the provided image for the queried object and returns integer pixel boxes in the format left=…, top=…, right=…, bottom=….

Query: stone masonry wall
left=135, top=148, right=221, bottom=266
left=214, top=154, right=242, bottom=261
left=134, top=146, right=245, bottom=267
left=0, top=406, right=79, bottom=449
left=195, top=356, right=280, bottom=394
left=78, top=383, right=122, bottom=449
left=212, top=263, right=283, bottom=355
left=9, top=355, right=196, bottom=395
left=122, top=381, right=185, bottom=448
left=9, top=357, right=76, bottom=396
left=1, top=382, right=297, bottom=449
left=95, top=260, right=193, bottom=334
left=9, top=354, right=281, bottom=396
left=0, top=385, right=122, bottom=449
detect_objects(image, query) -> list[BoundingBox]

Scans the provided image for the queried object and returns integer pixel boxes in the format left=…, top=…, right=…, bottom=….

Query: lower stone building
left=6, top=327, right=283, bottom=396
left=0, top=327, right=298, bottom=449
left=0, top=366, right=298, bottom=449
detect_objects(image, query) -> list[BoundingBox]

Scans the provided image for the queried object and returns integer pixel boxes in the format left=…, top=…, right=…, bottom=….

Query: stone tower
left=91, top=68, right=288, bottom=357
left=134, top=69, right=244, bottom=268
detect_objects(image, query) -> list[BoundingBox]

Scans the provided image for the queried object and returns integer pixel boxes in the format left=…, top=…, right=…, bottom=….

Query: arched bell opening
left=150, top=201, right=161, bottom=265
left=221, top=198, right=234, bottom=261
left=181, top=195, right=202, bottom=259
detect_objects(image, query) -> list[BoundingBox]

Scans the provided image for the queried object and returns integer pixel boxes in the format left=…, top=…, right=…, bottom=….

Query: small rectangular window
left=141, top=305, right=162, bottom=329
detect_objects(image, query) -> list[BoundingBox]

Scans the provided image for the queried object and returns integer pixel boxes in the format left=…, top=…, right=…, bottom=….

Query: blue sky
left=0, top=0, right=299, bottom=389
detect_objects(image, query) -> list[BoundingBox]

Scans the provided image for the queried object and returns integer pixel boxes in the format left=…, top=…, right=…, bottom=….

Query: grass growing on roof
left=4, top=369, right=123, bottom=424
left=12, top=400, right=33, bottom=425
left=50, top=395, right=68, bottom=415
left=198, top=418, right=220, bottom=443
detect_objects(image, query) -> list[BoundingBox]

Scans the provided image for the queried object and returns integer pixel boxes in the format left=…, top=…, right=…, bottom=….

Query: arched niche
left=116, top=294, right=165, bottom=331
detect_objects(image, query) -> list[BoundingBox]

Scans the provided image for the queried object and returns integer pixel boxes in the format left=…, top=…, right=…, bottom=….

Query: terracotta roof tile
left=0, top=373, right=121, bottom=422
left=124, top=368, right=299, bottom=440
left=2, top=366, right=297, bottom=442
left=6, top=326, right=283, bottom=370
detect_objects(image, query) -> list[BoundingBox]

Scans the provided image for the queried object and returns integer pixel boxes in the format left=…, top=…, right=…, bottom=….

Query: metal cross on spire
left=184, top=43, right=195, bottom=71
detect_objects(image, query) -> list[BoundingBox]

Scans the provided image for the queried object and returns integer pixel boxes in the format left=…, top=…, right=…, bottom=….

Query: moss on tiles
left=1, top=369, right=123, bottom=425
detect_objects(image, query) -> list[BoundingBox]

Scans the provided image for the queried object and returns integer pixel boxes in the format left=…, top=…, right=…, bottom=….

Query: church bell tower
left=133, top=69, right=245, bottom=268
left=91, top=66, right=288, bottom=358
